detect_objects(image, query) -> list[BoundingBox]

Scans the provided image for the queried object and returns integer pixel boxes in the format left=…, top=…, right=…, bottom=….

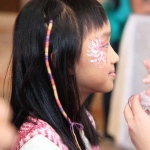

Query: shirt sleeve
left=20, top=134, right=60, bottom=150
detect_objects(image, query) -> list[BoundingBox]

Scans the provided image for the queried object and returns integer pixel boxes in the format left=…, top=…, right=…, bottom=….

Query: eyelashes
left=101, top=43, right=109, bottom=48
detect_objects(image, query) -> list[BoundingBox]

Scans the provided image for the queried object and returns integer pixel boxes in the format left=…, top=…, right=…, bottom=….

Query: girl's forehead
left=85, top=21, right=111, bottom=39
left=84, top=22, right=111, bottom=41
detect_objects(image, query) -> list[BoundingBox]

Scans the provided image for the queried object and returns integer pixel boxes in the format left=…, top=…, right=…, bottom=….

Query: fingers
left=144, top=59, right=150, bottom=73
left=0, top=101, right=12, bottom=123
left=124, top=101, right=133, bottom=123
left=124, top=95, right=144, bottom=123
left=0, top=124, right=17, bottom=149
left=145, top=88, right=150, bottom=96
left=143, top=60, right=150, bottom=84
left=143, top=74, right=150, bottom=84
left=0, top=100, right=17, bottom=150
left=130, top=95, right=143, bottom=116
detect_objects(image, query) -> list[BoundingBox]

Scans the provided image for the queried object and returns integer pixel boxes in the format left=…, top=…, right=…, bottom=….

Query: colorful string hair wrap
left=45, top=20, right=84, bottom=150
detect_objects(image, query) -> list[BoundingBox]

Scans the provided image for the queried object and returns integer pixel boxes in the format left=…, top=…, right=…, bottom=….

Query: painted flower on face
left=87, top=36, right=107, bottom=68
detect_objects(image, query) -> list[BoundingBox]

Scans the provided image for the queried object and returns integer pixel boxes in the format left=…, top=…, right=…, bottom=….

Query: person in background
left=131, top=0, right=150, bottom=14
left=0, top=101, right=16, bottom=150
left=107, top=0, right=150, bottom=147
left=124, top=60, right=150, bottom=150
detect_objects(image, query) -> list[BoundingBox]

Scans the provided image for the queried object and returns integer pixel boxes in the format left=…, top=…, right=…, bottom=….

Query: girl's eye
left=102, top=43, right=109, bottom=48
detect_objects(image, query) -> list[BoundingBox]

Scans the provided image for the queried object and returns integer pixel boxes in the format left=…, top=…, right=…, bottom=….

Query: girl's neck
left=79, top=91, right=91, bottom=105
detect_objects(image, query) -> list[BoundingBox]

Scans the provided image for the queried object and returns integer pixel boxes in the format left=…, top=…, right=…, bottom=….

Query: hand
left=124, top=59, right=150, bottom=150
left=143, top=60, right=150, bottom=85
left=124, top=94, right=150, bottom=150
left=0, top=101, right=17, bottom=150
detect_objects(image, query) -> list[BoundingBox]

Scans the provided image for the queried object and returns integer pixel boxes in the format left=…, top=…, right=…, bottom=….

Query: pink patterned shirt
left=13, top=113, right=100, bottom=150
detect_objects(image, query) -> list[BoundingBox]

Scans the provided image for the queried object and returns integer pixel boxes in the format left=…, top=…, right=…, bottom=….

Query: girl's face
left=75, top=21, right=119, bottom=101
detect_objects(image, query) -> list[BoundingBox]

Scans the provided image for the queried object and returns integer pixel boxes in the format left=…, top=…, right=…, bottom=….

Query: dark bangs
left=65, top=0, right=108, bottom=37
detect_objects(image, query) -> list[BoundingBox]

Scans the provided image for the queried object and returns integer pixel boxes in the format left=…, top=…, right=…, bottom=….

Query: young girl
left=9, top=0, right=119, bottom=149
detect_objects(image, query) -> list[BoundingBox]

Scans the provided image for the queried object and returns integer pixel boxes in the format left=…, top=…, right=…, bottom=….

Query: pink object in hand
left=140, top=91, right=150, bottom=115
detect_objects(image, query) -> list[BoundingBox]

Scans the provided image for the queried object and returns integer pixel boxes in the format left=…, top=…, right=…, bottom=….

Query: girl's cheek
left=86, top=37, right=107, bottom=68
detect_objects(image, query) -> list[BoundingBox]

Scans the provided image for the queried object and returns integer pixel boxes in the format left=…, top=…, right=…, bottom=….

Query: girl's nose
left=111, top=46, right=119, bottom=64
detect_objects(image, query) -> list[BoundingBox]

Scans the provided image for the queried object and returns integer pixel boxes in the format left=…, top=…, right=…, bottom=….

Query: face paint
left=87, top=36, right=107, bottom=68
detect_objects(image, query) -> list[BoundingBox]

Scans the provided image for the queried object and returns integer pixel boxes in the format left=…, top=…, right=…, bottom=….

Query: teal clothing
left=103, top=0, right=132, bottom=44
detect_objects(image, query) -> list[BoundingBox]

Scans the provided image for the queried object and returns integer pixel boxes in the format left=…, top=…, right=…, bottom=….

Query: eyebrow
left=101, top=31, right=111, bottom=38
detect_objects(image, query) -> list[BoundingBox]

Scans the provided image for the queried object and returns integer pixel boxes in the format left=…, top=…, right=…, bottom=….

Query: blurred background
left=1, top=0, right=150, bottom=150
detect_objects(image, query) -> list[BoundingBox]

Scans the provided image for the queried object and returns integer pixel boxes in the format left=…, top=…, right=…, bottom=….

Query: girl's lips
left=109, top=72, right=116, bottom=78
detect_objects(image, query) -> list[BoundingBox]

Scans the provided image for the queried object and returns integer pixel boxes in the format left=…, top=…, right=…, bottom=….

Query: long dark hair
left=11, top=0, right=108, bottom=149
